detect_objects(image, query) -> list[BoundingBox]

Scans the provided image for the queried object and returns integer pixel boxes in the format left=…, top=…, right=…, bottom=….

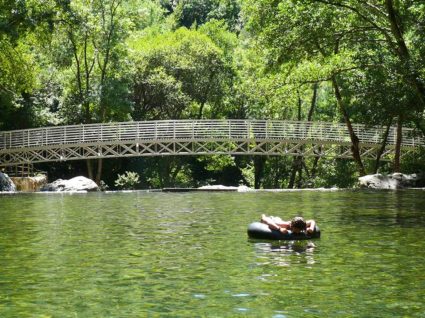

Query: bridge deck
left=0, top=120, right=423, bottom=167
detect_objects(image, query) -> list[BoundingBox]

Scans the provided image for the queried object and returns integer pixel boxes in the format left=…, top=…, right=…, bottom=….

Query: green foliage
left=114, top=171, right=140, bottom=190
left=240, top=163, right=255, bottom=187
left=168, top=0, right=240, bottom=31
left=38, top=0, right=167, bottom=125
left=310, top=160, right=358, bottom=189
left=142, top=157, right=194, bottom=188
left=0, top=36, right=38, bottom=130
left=400, top=148, right=425, bottom=174
left=242, top=0, right=425, bottom=125
left=260, top=156, right=293, bottom=188
left=128, top=26, right=234, bottom=119
left=197, top=154, right=235, bottom=172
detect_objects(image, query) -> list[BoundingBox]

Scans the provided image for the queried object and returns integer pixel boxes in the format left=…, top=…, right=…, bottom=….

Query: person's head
left=290, top=216, right=306, bottom=233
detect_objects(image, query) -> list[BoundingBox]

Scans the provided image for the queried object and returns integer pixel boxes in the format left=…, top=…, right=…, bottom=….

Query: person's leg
left=271, top=216, right=284, bottom=224
left=260, top=214, right=280, bottom=230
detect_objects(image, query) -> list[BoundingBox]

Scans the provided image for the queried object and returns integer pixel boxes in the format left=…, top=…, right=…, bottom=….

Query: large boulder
left=358, top=173, right=425, bottom=189
left=41, top=176, right=99, bottom=192
left=0, top=172, right=16, bottom=192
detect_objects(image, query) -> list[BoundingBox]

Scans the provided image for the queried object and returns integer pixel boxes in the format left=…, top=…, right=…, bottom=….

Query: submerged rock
left=41, top=176, right=99, bottom=192
left=358, top=173, right=425, bottom=189
left=0, top=172, right=16, bottom=192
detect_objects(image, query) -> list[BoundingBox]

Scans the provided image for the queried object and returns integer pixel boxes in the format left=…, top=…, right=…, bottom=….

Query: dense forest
left=1, top=0, right=424, bottom=189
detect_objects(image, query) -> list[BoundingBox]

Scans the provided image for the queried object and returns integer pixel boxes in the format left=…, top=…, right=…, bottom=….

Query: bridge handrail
left=0, top=120, right=423, bottom=150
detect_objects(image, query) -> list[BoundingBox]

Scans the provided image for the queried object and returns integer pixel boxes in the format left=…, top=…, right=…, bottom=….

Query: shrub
left=114, top=171, right=140, bottom=190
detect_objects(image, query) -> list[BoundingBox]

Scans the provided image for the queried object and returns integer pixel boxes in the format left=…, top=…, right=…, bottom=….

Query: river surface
left=1, top=190, right=425, bottom=317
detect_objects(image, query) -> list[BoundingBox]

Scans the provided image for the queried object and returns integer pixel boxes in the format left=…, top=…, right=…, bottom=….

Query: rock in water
left=41, top=176, right=99, bottom=192
left=358, top=173, right=425, bottom=189
left=0, top=172, right=16, bottom=192
left=11, top=175, right=47, bottom=192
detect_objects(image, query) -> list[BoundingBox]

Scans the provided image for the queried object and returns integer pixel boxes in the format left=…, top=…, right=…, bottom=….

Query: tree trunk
left=311, top=154, right=320, bottom=179
left=198, top=101, right=206, bottom=119
left=393, top=114, right=403, bottom=173
left=307, top=82, right=320, bottom=184
left=302, top=161, right=310, bottom=179
left=288, top=156, right=302, bottom=188
left=331, top=76, right=366, bottom=176
left=95, top=158, right=103, bottom=185
left=288, top=158, right=297, bottom=189
left=254, top=156, right=265, bottom=189
left=86, top=160, right=94, bottom=180
left=307, top=82, right=318, bottom=121
left=373, top=119, right=393, bottom=174
left=296, top=162, right=303, bottom=188
left=171, top=160, right=183, bottom=185
left=288, top=93, right=305, bottom=188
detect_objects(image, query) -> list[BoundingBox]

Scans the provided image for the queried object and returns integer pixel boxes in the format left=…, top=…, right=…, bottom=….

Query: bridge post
left=191, top=121, right=194, bottom=139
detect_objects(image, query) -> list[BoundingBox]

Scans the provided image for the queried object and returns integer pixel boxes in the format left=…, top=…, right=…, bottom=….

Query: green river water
left=1, top=190, right=425, bottom=317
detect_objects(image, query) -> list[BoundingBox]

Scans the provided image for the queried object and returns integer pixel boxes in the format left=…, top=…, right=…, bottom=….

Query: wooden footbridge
left=0, top=120, right=423, bottom=168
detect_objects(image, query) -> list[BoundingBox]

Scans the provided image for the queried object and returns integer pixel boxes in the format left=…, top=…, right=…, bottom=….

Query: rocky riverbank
left=2, top=172, right=424, bottom=192
left=1, top=174, right=99, bottom=192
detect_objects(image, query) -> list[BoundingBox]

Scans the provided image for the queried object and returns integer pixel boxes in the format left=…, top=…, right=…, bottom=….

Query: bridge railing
left=0, top=120, right=423, bottom=150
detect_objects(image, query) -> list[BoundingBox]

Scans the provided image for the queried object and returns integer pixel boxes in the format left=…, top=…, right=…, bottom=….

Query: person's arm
left=278, top=222, right=291, bottom=233
left=306, top=220, right=316, bottom=234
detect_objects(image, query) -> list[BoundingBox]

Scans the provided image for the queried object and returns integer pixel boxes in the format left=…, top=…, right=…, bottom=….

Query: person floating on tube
left=260, top=215, right=316, bottom=235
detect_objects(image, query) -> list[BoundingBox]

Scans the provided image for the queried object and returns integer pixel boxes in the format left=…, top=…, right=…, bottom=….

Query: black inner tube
left=247, top=222, right=321, bottom=240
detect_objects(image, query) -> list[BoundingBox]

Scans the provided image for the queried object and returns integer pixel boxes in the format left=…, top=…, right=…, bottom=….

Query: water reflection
left=252, top=240, right=317, bottom=267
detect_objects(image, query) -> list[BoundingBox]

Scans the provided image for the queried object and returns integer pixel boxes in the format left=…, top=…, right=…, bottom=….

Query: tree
left=46, top=0, right=165, bottom=183
left=242, top=0, right=425, bottom=175
left=128, top=26, right=234, bottom=119
left=0, top=37, right=36, bottom=130
left=310, top=0, right=425, bottom=120
left=0, top=0, right=56, bottom=130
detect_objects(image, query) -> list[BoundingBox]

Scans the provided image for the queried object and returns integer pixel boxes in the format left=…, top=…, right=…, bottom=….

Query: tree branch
left=313, top=0, right=392, bottom=39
